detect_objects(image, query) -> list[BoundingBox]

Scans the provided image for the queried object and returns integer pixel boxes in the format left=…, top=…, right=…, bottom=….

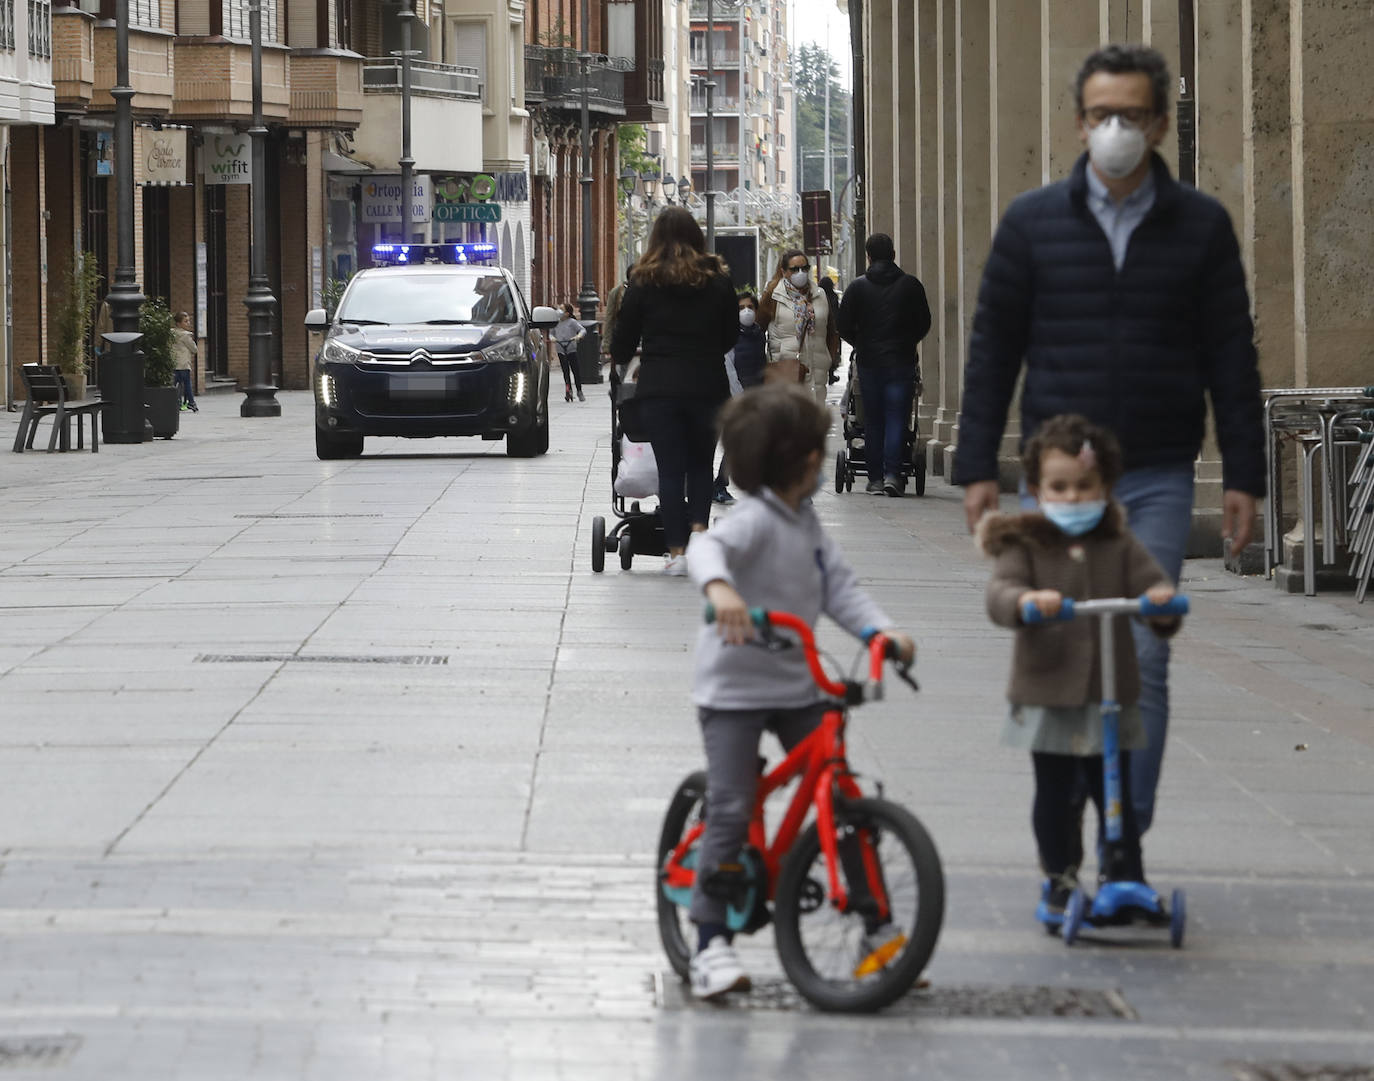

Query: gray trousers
left=689, top=703, right=827, bottom=926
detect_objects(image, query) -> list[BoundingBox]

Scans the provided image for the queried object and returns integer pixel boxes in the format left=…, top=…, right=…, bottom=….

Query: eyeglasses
left=1082, top=106, right=1154, bottom=129
left=787, top=262, right=810, bottom=271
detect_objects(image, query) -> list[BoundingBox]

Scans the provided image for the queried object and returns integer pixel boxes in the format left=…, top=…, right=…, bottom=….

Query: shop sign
left=203, top=134, right=252, bottom=185
left=360, top=175, right=432, bottom=223
left=433, top=172, right=528, bottom=206
left=433, top=202, right=502, bottom=224
left=143, top=129, right=188, bottom=185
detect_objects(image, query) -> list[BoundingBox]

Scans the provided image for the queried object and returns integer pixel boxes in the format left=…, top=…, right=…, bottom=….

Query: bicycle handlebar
left=703, top=605, right=916, bottom=700
left=1020, top=594, right=1191, bottom=625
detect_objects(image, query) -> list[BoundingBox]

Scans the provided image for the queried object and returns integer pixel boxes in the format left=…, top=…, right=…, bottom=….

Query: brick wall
left=226, top=185, right=252, bottom=385
left=10, top=127, right=47, bottom=399
left=168, top=184, right=201, bottom=390
left=278, top=149, right=309, bottom=390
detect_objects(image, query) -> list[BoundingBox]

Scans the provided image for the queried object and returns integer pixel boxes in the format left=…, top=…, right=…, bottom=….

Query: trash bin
left=577, top=322, right=603, bottom=385
left=99, top=331, right=153, bottom=444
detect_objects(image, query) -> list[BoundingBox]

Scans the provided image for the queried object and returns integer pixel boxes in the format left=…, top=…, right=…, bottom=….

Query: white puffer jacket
left=764, top=279, right=833, bottom=378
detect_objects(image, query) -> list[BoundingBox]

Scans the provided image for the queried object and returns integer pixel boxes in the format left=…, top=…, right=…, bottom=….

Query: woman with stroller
left=552, top=304, right=587, bottom=402
left=610, top=206, right=739, bottom=576
left=758, top=250, right=839, bottom=406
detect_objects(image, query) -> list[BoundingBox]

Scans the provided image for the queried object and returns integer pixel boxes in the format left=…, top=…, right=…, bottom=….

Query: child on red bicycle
left=684, top=383, right=916, bottom=1000
left=979, top=414, right=1182, bottom=929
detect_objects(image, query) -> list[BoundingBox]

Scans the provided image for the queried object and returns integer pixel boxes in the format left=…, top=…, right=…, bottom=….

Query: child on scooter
left=978, top=414, right=1182, bottom=929
left=685, top=382, right=915, bottom=999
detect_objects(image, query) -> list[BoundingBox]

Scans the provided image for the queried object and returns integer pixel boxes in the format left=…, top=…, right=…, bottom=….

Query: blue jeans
left=174, top=369, right=196, bottom=408
left=857, top=366, right=915, bottom=482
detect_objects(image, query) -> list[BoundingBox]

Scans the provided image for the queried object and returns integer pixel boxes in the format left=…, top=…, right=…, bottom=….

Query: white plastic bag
left=615, top=435, right=659, bottom=499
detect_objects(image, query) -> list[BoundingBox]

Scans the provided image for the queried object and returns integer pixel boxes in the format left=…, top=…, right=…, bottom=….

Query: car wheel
left=536, top=408, right=550, bottom=455
left=507, top=421, right=540, bottom=458
left=316, top=426, right=363, bottom=460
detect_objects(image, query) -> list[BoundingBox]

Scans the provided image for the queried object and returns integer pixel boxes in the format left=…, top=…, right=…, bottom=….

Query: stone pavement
left=0, top=386, right=1372, bottom=1080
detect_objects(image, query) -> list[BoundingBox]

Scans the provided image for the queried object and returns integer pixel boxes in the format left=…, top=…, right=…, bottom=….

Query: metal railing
left=1, top=0, right=17, bottom=51
left=532, top=46, right=626, bottom=111
left=523, top=43, right=545, bottom=103
left=691, top=94, right=739, bottom=111
left=689, top=0, right=743, bottom=20
left=689, top=48, right=739, bottom=66
left=363, top=57, right=482, bottom=100
left=690, top=143, right=740, bottom=162
left=26, top=0, right=48, bottom=58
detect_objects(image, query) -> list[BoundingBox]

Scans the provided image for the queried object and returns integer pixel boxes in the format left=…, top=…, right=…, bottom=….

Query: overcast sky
left=787, top=0, right=852, bottom=87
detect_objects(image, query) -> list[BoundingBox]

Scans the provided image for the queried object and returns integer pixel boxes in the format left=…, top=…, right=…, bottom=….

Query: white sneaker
left=662, top=554, right=689, bottom=576
left=689, top=936, right=750, bottom=999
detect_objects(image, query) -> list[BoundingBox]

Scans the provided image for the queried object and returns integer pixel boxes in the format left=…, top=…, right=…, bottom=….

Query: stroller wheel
left=619, top=533, right=634, bottom=570
left=592, top=516, right=606, bottom=573
left=912, top=451, right=927, bottom=497
left=834, top=450, right=847, bottom=494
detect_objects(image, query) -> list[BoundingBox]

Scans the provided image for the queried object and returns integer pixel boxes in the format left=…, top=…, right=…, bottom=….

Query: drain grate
left=1231, top=1067, right=1374, bottom=1081
left=196, top=653, right=449, bottom=666
left=658, top=976, right=1135, bottom=1019
left=0, top=1036, right=80, bottom=1069
left=234, top=513, right=383, bottom=519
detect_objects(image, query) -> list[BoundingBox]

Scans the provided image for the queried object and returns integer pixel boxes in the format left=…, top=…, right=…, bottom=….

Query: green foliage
left=50, top=254, right=103, bottom=377
left=793, top=43, right=852, bottom=195
left=537, top=18, right=573, bottom=48
left=138, top=298, right=178, bottom=389
left=321, top=275, right=353, bottom=319
left=616, top=124, right=658, bottom=180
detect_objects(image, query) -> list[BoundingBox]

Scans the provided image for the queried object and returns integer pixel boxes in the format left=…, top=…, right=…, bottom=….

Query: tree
left=791, top=43, right=851, bottom=197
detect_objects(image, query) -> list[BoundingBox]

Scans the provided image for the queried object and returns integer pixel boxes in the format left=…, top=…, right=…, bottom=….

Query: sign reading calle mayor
left=143, top=129, right=188, bottom=185
left=203, top=134, right=252, bottom=186
left=433, top=202, right=502, bottom=224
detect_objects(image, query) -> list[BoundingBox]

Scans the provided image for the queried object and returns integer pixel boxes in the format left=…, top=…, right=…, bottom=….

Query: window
left=224, top=0, right=280, bottom=43
left=0, top=0, right=15, bottom=51
left=509, top=25, right=518, bottom=106
left=130, top=0, right=155, bottom=28
left=451, top=21, right=486, bottom=104
left=26, top=0, right=49, bottom=57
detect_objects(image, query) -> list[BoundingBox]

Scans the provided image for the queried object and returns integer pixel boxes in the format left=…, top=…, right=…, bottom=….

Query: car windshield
left=338, top=272, right=518, bottom=326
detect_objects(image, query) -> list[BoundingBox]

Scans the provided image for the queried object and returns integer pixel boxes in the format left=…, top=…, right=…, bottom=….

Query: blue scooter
left=1021, top=594, right=1189, bottom=949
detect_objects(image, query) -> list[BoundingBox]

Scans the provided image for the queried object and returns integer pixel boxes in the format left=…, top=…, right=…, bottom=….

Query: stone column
left=931, top=0, right=960, bottom=458
left=1288, top=0, right=1374, bottom=390
left=866, top=0, right=895, bottom=235
left=891, top=0, right=919, bottom=270
left=1041, top=0, right=1099, bottom=183
left=1100, top=0, right=1142, bottom=42
left=1141, top=0, right=1181, bottom=174
left=915, top=0, right=941, bottom=443
left=947, top=0, right=992, bottom=478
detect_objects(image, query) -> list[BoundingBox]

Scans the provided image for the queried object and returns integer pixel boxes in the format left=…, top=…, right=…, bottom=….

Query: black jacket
left=836, top=261, right=932, bottom=369
left=953, top=153, right=1265, bottom=496
left=732, top=324, right=767, bottom=387
left=610, top=273, right=738, bottom=401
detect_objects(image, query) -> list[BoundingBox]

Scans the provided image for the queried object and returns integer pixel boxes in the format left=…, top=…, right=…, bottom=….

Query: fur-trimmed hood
left=975, top=501, right=1126, bottom=557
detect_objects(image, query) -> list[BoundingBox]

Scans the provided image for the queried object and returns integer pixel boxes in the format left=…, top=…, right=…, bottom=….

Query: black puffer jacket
left=953, top=153, right=1265, bottom=496
left=610, top=272, right=738, bottom=401
left=836, top=261, right=932, bottom=369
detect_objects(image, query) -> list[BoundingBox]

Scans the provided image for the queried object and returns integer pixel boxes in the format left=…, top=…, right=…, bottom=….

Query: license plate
left=389, top=373, right=452, bottom=400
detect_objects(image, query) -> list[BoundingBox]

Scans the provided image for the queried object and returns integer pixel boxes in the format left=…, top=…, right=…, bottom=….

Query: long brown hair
left=630, top=206, right=728, bottom=288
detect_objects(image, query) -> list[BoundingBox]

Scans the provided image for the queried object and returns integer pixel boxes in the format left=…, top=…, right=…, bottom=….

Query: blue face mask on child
left=1041, top=499, right=1107, bottom=536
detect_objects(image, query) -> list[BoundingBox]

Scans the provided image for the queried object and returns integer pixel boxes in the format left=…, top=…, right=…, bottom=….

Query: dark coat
left=980, top=504, right=1177, bottom=708
left=836, top=260, right=932, bottom=370
left=610, top=272, right=738, bottom=401
left=953, top=153, right=1265, bottom=496
left=732, top=324, right=767, bottom=388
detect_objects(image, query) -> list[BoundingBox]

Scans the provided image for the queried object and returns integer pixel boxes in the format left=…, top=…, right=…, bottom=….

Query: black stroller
left=591, top=359, right=667, bottom=571
left=833, top=357, right=928, bottom=496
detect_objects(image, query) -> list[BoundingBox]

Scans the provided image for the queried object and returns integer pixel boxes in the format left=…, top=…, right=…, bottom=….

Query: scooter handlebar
left=1021, top=594, right=1190, bottom=623
left=1020, top=597, right=1076, bottom=624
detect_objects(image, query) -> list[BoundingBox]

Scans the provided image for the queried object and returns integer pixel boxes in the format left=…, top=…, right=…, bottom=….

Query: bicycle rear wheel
left=773, top=796, right=944, bottom=1012
left=656, top=770, right=707, bottom=981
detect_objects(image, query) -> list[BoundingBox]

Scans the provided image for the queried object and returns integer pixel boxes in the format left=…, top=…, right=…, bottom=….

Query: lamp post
left=241, top=0, right=281, bottom=416
left=618, top=166, right=637, bottom=268
left=398, top=0, right=416, bottom=242
left=678, top=174, right=692, bottom=206
left=101, top=0, right=149, bottom=443
left=661, top=173, right=677, bottom=205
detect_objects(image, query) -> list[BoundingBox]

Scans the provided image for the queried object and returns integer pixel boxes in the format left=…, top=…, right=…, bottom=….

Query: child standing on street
left=172, top=311, right=199, bottom=412
left=685, top=383, right=916, bottom=999
left=551, top=304, right=586, bottom=402
left=712, top=292, right=768, bottom=506
left=978, top=414, right=1181, bottom=928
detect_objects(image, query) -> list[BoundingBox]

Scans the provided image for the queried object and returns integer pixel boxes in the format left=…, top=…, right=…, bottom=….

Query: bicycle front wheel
left=773, top=796, right=944, bottom=1012
left=656, top=770, right=707, bottom=981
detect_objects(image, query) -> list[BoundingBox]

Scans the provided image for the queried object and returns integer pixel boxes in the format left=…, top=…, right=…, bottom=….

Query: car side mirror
left=305, top=308, right=329, bottom=331
left=530, top=305, right=561, bottom=329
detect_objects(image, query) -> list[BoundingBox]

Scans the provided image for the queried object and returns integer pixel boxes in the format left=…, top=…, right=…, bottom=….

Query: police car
left=305, top=243, right=558, bottom=460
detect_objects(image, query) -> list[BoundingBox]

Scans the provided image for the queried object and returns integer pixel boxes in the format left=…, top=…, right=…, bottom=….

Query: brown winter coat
left=980, top=504, right=1179, bottom=708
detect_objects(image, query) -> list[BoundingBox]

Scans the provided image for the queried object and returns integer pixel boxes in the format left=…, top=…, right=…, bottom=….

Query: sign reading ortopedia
left=203, top=135, right=252, bottom=186
left=360, top=176, right=433, bottom=223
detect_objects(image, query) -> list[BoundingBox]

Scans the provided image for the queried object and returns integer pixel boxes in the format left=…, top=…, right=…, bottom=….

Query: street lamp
left=619, top=165, right=638, bottom=199
left=661, top=173, right=678, bottom=205
left=642, top=170, right=660, bottom=204
left=398, top=0, right=416, bottom=243
left=101, top=0, right=150, bottom=443
left=678, top=175, right=693, bottom=205
left=241, top=0, right=281, bottom=416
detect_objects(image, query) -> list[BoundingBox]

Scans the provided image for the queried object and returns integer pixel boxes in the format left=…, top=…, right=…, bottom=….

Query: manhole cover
left=1231, top=1066, right=1374, bottom=1081
left=657, top=976, right=1134, bottom=1019
left=0, top=1036, right=80, bottom=1069
left=196, top=653, right=449, bottom=666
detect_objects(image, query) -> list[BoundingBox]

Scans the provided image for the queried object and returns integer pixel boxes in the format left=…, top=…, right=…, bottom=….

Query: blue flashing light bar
left=371, top=242, right=500, bottom=267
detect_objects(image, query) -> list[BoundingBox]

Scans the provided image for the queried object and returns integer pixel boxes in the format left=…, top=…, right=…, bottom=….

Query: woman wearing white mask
left=759, top=250, right=838, bottom=406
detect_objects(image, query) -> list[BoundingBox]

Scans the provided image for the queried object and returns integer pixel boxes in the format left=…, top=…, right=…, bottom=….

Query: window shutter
left=451, top=21, right=486, bottom=104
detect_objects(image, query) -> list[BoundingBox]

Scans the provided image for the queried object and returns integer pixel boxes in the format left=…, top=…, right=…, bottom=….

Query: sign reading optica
left=203, top=135, right=252, bottom=185
left=360, top=176, right=432, bottom=223
left=433, top=202, right=502, bottom=223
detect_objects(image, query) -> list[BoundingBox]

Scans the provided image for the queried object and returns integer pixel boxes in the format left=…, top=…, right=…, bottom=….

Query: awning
left=322, top=149, right=376, bottom=175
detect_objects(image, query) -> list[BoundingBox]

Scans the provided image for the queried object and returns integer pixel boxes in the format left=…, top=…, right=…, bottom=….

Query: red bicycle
left=657, top=608, right=945, bottom=1012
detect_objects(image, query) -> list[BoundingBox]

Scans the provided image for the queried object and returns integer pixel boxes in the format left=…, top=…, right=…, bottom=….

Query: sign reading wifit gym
left=203, top=135, right=252, bottom=185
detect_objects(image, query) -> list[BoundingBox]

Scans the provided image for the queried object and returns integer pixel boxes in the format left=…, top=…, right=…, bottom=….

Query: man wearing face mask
left=953, top=44, right=1264, bottom=840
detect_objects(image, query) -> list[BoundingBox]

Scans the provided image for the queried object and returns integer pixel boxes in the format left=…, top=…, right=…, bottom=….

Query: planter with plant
left=50, top=254, right=103, bottom=400
left=139, top=298, right=180, bottom=439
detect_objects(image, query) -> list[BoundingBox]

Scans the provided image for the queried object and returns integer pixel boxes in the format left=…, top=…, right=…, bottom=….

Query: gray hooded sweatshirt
left=686, top=487, right=892, bottom=710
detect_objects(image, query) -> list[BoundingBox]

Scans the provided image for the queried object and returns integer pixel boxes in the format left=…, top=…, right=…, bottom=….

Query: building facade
left=854, top=0, right=1374, bottom=547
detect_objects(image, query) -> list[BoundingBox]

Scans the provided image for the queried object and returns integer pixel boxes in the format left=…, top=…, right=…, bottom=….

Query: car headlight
left=509, top=371, right=527, bottom=404
left=321, top=338, right=363, bottom=365
left=472, top=336, right=526, bottom=365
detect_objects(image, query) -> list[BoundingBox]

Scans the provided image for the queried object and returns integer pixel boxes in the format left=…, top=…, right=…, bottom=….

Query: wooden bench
left=12, top=364, right=109, bottom=454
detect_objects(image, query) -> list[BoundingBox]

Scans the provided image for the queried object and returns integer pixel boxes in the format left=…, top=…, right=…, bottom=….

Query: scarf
left=783, top=278, right=816, bottom=346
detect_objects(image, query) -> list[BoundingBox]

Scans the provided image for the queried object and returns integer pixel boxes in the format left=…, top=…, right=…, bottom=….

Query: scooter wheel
left=1062, top=888, right=1087, bottom=945
left=1170, top=888, right=1186, bottom=949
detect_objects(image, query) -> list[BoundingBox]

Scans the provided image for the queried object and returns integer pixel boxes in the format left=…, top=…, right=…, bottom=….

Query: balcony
left=352, top=57, right=483, bottom=173
left=690, top=92, right=739, bottom=113
left=690, top=143, right=739, bottom=163
left=688, top=48, right=739, bottom=67
left=93, top=23, right=174, bottom=114
left=52, top=6, right=95, bottom=112
left=524, top=44, right=545, bottom=105
left=170, top=38, right=288, bottom=121
left=689, top=0, right=743, bottom=21
left=288, top=49, right=364, bottom=129
left=530, top=46, right=627, bottom=116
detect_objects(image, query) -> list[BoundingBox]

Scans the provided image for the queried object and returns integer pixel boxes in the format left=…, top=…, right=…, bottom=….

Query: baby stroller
left=590, top=358, right=667, bottom=572
left=833, top=356, right=928, bottom=496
